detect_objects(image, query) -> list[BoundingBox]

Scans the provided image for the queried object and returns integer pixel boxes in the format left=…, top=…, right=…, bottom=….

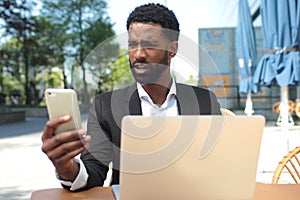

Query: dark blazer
left=80, top=83, right=221, bottom=190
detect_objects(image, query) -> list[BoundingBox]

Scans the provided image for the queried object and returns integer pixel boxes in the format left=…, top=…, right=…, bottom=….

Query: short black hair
left=126, top=3, right=180, bottom=41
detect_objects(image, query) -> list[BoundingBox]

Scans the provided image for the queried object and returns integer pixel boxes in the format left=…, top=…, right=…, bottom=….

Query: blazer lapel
left=176, top=83, right=200, bottom=115
left=124, top=83, right=142, bottom=115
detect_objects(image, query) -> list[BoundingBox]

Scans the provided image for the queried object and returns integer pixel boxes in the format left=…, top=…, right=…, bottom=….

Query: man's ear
left=168, top=41, right=178, bottom=58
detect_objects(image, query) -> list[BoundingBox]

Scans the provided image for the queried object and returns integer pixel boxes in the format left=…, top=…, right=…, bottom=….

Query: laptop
left=118, top=115, right=265, bottom=200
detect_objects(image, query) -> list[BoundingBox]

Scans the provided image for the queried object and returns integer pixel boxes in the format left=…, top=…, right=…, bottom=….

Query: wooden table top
left=30, top=182, right=300, bottom=200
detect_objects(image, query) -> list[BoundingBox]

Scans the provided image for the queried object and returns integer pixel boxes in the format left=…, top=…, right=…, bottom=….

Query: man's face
left=128, top=23, right=170, bottom=84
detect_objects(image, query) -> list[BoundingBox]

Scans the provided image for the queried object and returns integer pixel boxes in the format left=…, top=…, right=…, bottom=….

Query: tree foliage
left=40, top=0, right=117, bottom=104
left=0, top=0, right=38, bottom=104
left=0, top=0, right=131, bottom=106
left=96, top=49, right=134, bottom=93
left=0, top=0, right=36, bottom=36
left=0, top=38, right=23, bottom=94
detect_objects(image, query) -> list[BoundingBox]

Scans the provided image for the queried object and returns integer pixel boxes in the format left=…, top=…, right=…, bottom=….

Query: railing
left=203, top=85, right=285, bottom=110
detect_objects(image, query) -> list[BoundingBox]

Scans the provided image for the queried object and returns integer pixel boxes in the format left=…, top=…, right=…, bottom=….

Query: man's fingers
left=46, top=136, right=89, bottom=161
left=41, top=129, right=87, bottom=153
left=41, top=115, right=72, bottom=141
left=53, top=146, right=88, bottom=168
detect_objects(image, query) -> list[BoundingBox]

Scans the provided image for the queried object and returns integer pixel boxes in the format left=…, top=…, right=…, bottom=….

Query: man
left=41, top=3, right=221, bottom=191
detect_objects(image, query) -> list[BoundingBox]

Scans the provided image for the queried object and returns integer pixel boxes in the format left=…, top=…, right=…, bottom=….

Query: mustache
left=132, top=59, right=149, bottom=66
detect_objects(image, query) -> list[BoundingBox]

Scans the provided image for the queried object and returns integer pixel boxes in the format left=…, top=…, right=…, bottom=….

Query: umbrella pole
left=244, top=92, right=254, bottom=116
left=296, top=87, right=300, bottom=102
left=276, top=86, right=294, bottom=127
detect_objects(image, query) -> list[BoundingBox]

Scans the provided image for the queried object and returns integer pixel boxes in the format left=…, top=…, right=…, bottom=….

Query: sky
left=106, top=0, right=261, bottom=80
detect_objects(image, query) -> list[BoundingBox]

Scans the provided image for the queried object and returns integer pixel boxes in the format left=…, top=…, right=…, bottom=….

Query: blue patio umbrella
left=236, top=0, right=259, bottom=116
left=253, top=0, right=300, bottom=126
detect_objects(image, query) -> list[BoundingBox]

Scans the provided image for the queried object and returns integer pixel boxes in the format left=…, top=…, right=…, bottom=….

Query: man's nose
left=134, top=45, right=146, bottom=59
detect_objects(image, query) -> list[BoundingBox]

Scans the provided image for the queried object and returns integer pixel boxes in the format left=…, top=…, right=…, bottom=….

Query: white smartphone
left=45, top=88, right=82, bottom=134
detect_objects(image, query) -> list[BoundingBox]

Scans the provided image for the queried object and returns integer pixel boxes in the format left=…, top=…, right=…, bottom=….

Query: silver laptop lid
left=119, top=115, right=265, bottom=200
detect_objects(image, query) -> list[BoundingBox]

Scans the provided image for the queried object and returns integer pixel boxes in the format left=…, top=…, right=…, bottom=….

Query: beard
left=130, top=52, right=169, bottom=85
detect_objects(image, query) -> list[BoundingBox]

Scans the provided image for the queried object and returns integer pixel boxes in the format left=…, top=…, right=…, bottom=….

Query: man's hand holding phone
left=41, top=89, right=91, bottom=182
left=41, top=114, right=91, bottom=182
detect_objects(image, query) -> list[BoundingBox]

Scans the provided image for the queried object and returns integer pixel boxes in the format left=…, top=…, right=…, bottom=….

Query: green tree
left=41, top=0, right=116, bottom=104
left=0, top=13, right=70, bottom=105
left=0, top=0, right=38, bottom=105
left=83, top=19, right=119, bottom=94
left=186, top=75, right=199, bottom=86
left=96, top=49, right=134, bottom=93
left=0, top=38, right=24, bottom=95
left=32, top=16, right=71, bottom=89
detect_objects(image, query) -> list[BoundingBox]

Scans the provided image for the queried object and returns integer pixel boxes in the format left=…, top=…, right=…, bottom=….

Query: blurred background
left=0, top=1, right=300, bottom=199
left=0, top=0, right=299, bottom=123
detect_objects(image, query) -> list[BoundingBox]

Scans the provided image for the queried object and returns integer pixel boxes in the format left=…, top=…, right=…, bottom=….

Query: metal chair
left=220, top=108, right=236, bottom=116
left=272, top=100, right=296, bottom=115
left=295, top=101, right=300, bottom=118
left=272, top=146, right=300, bottom=184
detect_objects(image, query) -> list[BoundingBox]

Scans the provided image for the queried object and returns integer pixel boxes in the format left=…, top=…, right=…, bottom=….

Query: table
left=30, top=183, right=300, bottom=200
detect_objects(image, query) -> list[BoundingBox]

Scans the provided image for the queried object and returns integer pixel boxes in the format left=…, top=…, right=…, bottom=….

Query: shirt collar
left=136, top=79, right=177, bottom=100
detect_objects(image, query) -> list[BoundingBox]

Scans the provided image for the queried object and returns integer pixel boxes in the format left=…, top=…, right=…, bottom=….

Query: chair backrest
left=272, top=146, right=300, bottom=184
left=272, top=100, right=296, bottom=115
left=295, top=101, right=300, bottom=118
left=220, top=108, right=236, bottom=116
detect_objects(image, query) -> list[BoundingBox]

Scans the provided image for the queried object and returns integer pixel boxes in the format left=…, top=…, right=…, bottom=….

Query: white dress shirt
left=61, top=80, right=179, bottom=190
left=137, top=81, right=179, bottom=117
